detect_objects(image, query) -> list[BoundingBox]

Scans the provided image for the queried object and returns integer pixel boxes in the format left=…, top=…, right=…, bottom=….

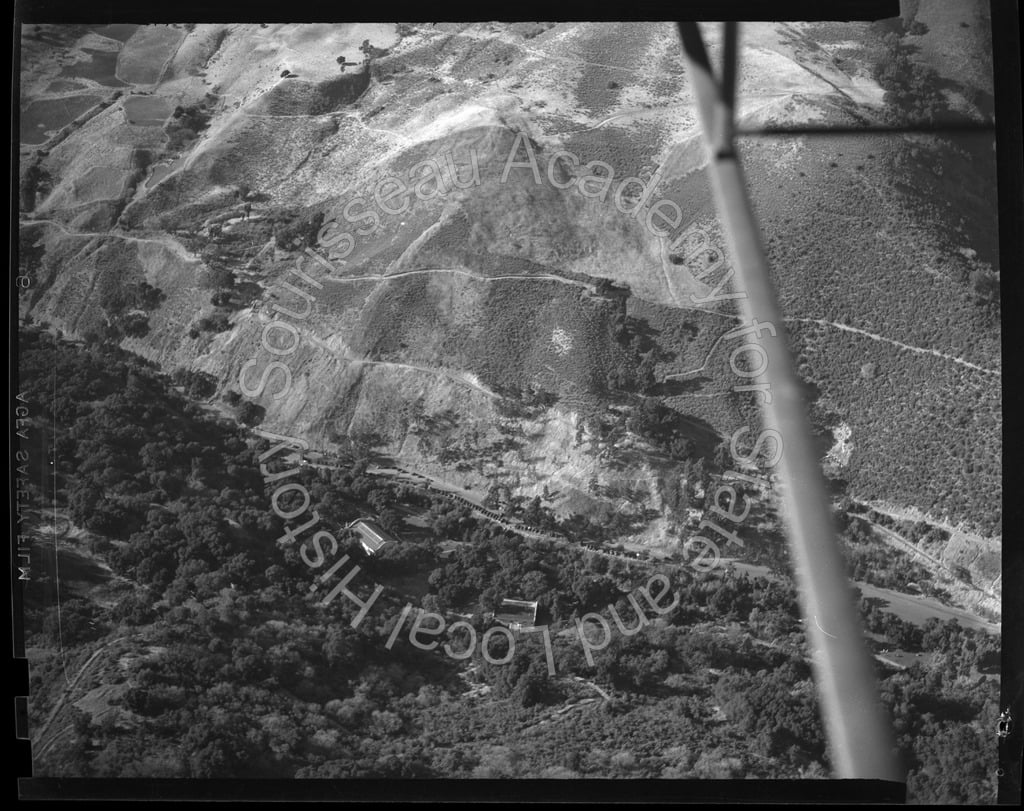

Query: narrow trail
left=19, top=217, right=199, bottom=264
left=322, top=265, right=596, bottom=292
left=25, top=222, right=997, bottom=381
left=571, top=675, right=612, bottom=701
left=446, top=27, right=651, bottom=75
left=586, top=101, right=694, bottom=131
left=787, top=317, right=1000, bottom=377
left=32, top=636, right=127, bottom=753
left=353, top=359, right=498, bottom=399
left=303, top=333, right=501, bottom=400
left=658, top=232, right=746, bottom=321
left=852, top=502, right=1000, bottom=602
left=585, top=92, right=834, bottom=132
left=33, top=725, right=74, bottom=761
left=862, top=500, right=997, bottom=547
left=850, top=514, right=1000, bottom=604
left=301, top=457, right=561, bottom=541
left=664, top=330, right=733, bottom=379
left=665, top=314, right=1000, bottom=380
left=775, top=22, right=886, bottom=110
left=673, top=391, right=731, bottom=399
left=235, top=109, right=412, bottom=144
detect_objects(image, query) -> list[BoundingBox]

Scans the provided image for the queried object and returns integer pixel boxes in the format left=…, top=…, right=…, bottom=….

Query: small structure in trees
left=352, top=519, right=398, bottom=556
left=494, top=598, right=538, bottom=632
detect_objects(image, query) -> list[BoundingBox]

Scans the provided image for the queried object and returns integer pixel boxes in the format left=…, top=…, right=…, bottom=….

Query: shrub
left=172, top=368, right=218, bottom=399
left=199, top=265, right=235, bottom=290
left=236, top=401, right=265, bottom=426
left=197, top=313, right=231, bottom=333
left=273, top=210, right=325, bottom=249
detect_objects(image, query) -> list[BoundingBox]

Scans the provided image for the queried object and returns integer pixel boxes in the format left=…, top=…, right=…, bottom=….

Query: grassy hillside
left=19, top=17, right=1000, bottom=597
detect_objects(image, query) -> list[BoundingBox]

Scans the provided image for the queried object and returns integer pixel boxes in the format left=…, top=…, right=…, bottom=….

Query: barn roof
left=495, top=598, right=538, bottom=627
left=353, top=519, right=398, bottom=550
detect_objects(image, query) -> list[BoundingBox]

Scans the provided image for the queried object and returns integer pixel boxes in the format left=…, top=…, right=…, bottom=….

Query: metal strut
left=676, top=21, right=905, bottom=783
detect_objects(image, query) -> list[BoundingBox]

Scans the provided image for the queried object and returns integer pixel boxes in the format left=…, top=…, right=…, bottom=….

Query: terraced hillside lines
left=786, top=317, right=1000, bottom=376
